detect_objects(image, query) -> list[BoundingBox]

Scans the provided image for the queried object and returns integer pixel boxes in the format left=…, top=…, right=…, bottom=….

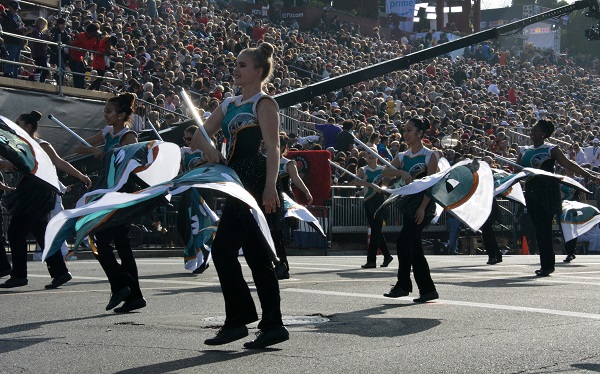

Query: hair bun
left=421, top=117, right=430, bottom=131
left=258, top=42, right=274, bottom=58
left=29, top=110, right=42, bottom=122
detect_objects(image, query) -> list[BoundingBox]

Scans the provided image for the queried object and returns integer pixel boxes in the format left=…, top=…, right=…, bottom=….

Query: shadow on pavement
left=114, top=350, right=260, bottom=374
left=436, top=277, right=554, bottom=288
left=0, top=337, right=54, bottom=354
left=149, top=285, right=222, bottom=296
left=0, top=314, right=113, bottom=336
left=572, top=363, right=600, bottom=372
left=319, top=304, right=441, bottom=338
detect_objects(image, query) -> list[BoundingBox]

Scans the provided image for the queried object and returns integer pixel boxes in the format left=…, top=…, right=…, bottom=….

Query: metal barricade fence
left=284, top=205, right=329, bottom=252
left=328, top=186, right=448, bottom=234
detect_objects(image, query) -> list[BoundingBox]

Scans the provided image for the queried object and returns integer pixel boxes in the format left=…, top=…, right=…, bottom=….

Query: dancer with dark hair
left=275, top=132, right=313, bottom=279
left=517, top=119, right=600, bottom=276
left=351, top=147, right=393, bottom=269
left=381, top=117, right=439, bottom=302
left=0, top=110, right=91, bottom=289
left=75, top=93, right=145, bottom=312
left=193, top=42, right=289, bottom=349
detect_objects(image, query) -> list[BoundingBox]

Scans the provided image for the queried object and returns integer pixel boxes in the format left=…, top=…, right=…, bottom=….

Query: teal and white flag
left=523, top=167, right=590, bottom=194
left=178, top=188, right=218, bottom=272
left=0, top=115, right=60, bottom=193
left=77, top=140, right=181, bottom=206
left=492, top=168, right=526, bottom=205
left=385, top=159, right=494, bottom=231
left=283, top=193, right=325, bottom=237
left=43, top=163, right=277, bottom=261
left=561, top=200, right=600, bottom=242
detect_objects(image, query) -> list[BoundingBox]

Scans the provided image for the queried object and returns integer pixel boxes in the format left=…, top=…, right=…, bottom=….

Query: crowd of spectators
left=1, top=0, right=600, bottom=198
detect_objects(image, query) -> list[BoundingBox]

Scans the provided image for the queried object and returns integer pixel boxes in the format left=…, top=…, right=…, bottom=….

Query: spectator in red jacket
left=70, top=23, right=100, bottom=89
left=89, top=34, right=117, bottom=91
left=252, top=19, right=269, bottom=42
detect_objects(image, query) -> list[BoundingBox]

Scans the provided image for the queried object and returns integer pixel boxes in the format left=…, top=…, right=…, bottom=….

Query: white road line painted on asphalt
left=26, top=274, right=220, bottom=287
left=282, top=288, right=600, bottom=320
left=15, top=273, right=600, bottom=320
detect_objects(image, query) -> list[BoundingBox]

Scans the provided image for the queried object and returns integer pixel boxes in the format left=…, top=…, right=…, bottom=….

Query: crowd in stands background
left=0, top=0, right=599, bottom=201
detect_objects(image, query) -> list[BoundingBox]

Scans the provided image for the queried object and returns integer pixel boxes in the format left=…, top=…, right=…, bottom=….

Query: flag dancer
left=381, top=117, right=439, bottom=303
left=0, top=111, right=90, bottom=289
left=75, top=93, right=146, bottom=312
left=192, top=42, right=289, bottom=349
left=275, top=133, right=313, bottom=279
left=347, top=147, right=393, bottom=269
left=516, top=119, right=600, bottom=276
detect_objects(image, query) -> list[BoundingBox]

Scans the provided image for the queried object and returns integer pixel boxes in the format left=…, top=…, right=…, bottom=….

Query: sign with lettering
left=386, top=0, right=416, bottom=32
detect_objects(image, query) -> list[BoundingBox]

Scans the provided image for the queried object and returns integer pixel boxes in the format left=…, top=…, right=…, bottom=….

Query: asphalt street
left=2, top=254, right=600, bottom=373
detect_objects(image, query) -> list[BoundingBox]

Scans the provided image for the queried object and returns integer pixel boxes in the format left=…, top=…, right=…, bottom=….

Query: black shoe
left=413, top=291, right=439, bottom=303
left=380, top=256, right=394, bottom=267
left=361, top=262, right=376, bottom=269
left=114, top=297, right=147, bottom=313
left=243, top=326, right=289, bottom=349
left=205, top=326, right=249, bottom=345
left=0, top=277, right=28, bottom=288
left=487, top=257, right=499, bottom=265
left=0, top=268, right=11, bottom=278
left=193, top=262, right=210, bottom=274
left=106, top=286, right=131, bottom=310
left=383, top=285, right=409, bottom=298
left=45, top=272, right=72, bottom=289
left=563, top=254, right=576, bottom=263
left=535, top=268, right=554, bottom=277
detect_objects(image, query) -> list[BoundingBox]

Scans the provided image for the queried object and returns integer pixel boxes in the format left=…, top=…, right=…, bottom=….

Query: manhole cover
left=203, top=315, right=329, bottom=326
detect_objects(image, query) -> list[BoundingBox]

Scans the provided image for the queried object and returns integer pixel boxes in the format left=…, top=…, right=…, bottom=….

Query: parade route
left=2, top=254, right=600, bottom=373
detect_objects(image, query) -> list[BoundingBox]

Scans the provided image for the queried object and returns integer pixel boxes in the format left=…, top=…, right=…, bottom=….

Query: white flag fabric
left=386, top=159, right=494, bottom=231
left=431, top=157, right=451, bottom=224
left=0, top=115, right=60, bottom=192
left=77, top=141, right=181, bottom=207
left=561, top=200, right=600, bottom=242
left=523, top=167, right=590, bottom=193
left=44, top=164, right=277, bottom=261
left=283, top=193, right=325, bottom=237
left=492, top=169, right=526, bottom=205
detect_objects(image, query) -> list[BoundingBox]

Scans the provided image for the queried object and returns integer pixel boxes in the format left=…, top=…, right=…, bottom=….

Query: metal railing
left=0, top=29, right=127, bottom=95
left=329, top=186, right=448, bottom=234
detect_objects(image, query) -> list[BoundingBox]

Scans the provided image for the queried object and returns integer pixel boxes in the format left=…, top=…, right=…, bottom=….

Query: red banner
left=286, top=150, right=331, bottom=206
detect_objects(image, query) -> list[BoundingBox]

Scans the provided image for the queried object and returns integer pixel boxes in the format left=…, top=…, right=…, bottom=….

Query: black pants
left=94, top=224, right=143, bottom=300
left=526, top=198, right=556, bottom=271
left=8, top=214, right=67, bottom=279
left=564, top=238, right=576, bottom=257
left=211, top=202, right=282, bottom=330
left=70, top=60, right=86, bottom=89
left=0, top=212, right=10, bottom=272
left=396, top=213, right=436, bottom=294
left=34, top=56, right=49, bottom=83
left=364, top=194, right=390, bottom=263
left=481, top=200, right=502, bottom=260
left=272, top=229, right=287, bottom=269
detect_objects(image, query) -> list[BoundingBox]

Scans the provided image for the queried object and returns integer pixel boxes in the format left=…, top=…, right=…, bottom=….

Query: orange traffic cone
left=521, top=236, right=529, bottom=255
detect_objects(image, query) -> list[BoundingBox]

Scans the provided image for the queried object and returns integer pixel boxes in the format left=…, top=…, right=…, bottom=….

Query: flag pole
left=180, top=89, right=213, bottom=146
left=474, top=147, right=522, bottom=169
left=48, top=114, right=92, bottom=147
left=328, top=159, right=361, bottom=180
left=353, top=136, right=395, bottom=169
left=146, top=119, right=163, bottom=141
